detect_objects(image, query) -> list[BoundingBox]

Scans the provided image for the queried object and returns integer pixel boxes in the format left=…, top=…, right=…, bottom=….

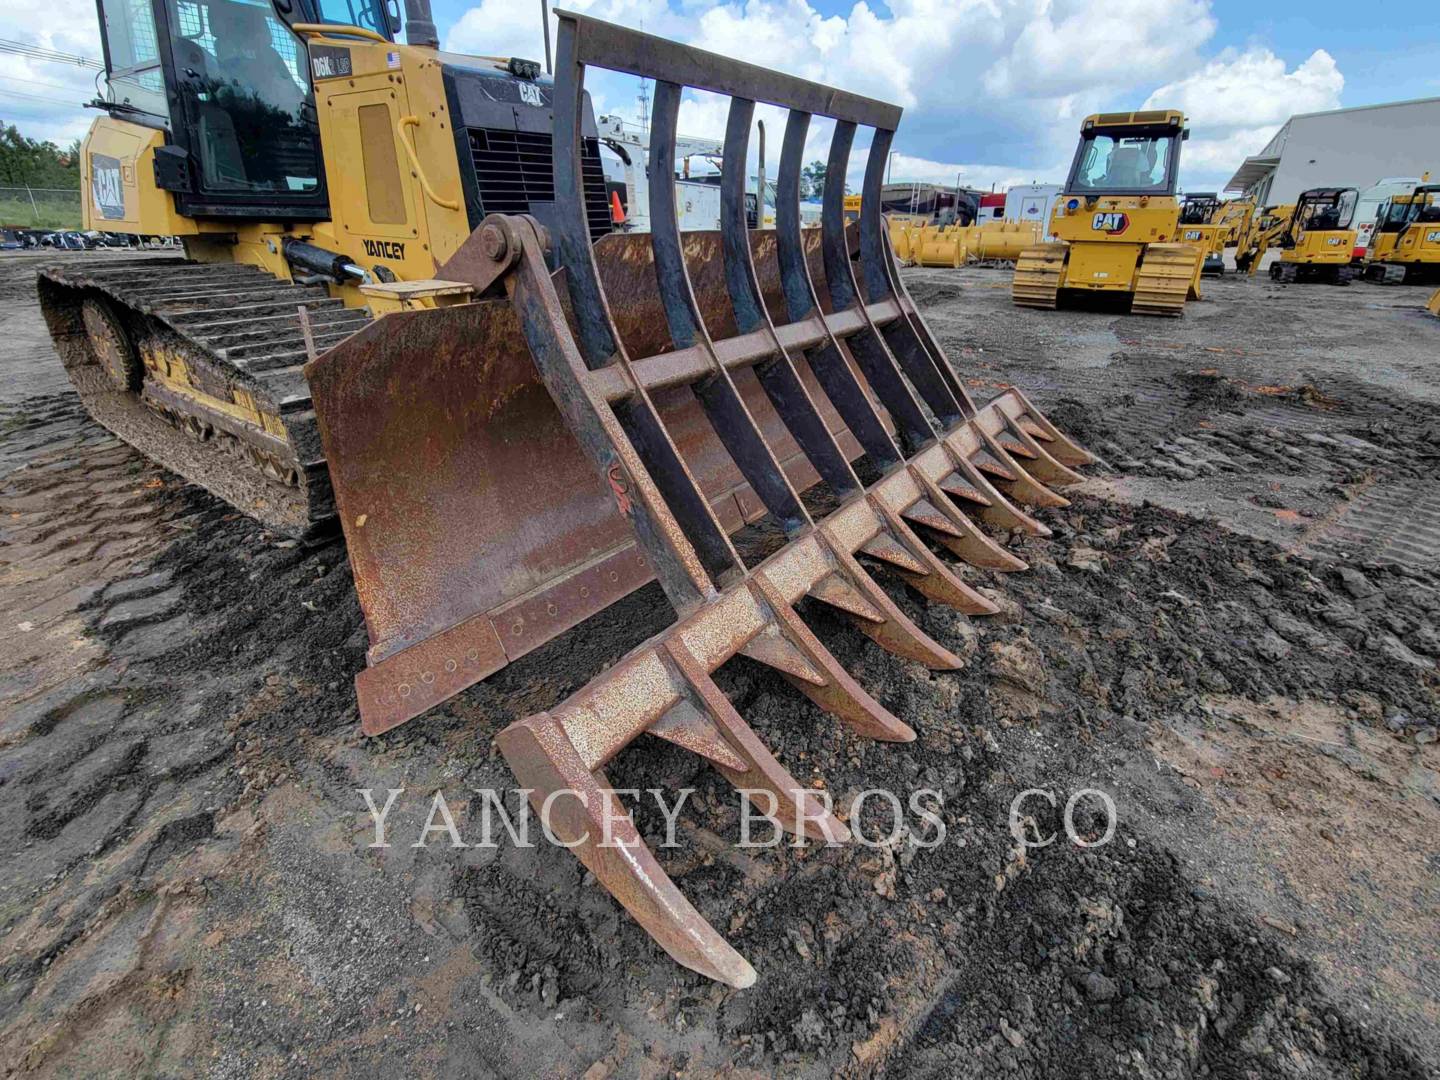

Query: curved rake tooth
left=907, top=470, right=1028, bottom=572
left=996, top=432, right=1038, bottom=460
left=869, top=503, right=1000, bottom=615
left=996, top=388, right=1095, bottom=466
left=650, top=699, right=751, bottom=772
left=999, top=417, right=1087, bottom=487
left=808, top=571, right=886, bottom=622
left=975, top=426, right=1069, bottom=509
left=663, top=641, right=850, bottom=843
left=859, top=530, right=930, bottom=575
left=740, top=624, right=826, bottom=685
left=496, top=712, right=757, bottom=989
left=811, top=537, right=965, bottom=671
left=750, top=576, right=917, bottom=741
left=939, top=440, right=1052, bottom=538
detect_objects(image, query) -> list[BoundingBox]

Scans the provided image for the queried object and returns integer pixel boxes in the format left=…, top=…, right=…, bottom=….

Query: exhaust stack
left=404, top=0, right=439, bottom=48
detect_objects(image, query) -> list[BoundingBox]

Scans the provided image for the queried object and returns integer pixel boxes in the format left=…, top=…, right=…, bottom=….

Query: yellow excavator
left=1234, top=203, right=1294, bottom=275
left=1269, top=187, right=1360, bottom=284
left=41, top=1, right=1096, bottom=986
left=1013, top=110, right=1204, bottom=316
left=1363, top=182, right=1440, bottom=285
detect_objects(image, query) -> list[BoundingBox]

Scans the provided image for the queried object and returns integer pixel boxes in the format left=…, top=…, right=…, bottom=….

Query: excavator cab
left=1365, top=183, right=1440, bottom=285
left=1271, top=187, right=1359, bottom=284
left=1176, top=192, right=1226, bottom=277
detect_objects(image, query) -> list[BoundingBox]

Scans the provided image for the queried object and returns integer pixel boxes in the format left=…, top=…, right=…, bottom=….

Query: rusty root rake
left=314, top=13, right=1092, bottom=987
left=480, top=14, right=1091, bottom=988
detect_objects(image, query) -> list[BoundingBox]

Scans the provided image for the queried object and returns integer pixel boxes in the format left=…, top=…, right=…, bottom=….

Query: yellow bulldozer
left=1363, top=182, right=1440, bottom=285
left=1012, top=110, right=1205, bottom=316
left=42, top=0, right=1095, bottom=987
left=1175, top=192, right=1227, bottom=277
left=1268, top=187, right=1360, bottom=285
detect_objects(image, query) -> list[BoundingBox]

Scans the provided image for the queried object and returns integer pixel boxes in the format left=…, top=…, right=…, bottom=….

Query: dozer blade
left=307, top=12, right=1094, bottom=987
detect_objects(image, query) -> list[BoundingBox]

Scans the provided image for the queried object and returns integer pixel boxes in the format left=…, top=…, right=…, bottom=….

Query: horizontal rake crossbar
left=479, top=12, right=1096, bottom=986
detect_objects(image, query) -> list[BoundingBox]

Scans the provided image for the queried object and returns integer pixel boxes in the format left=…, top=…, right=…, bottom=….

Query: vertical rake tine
left=775, top=110, right=904, bottom=471
left=855, top=126, right=968, bottom=427
left=748, top=576, right=917, bottom=741
left=713, top=96, right=866, bottom=501
left=663, top=640, right=850, bottom=842
left=820, top=121, right=936, bottom=450
left=646, top=79, right=811, bottom=535
left=495, top=711, right=757, bottom=988
left=814, top=531, right=964, bottom=669
left=547, top=27, right=746, bottom=588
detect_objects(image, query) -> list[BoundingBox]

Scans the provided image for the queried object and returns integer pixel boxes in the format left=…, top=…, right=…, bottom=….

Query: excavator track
left=1012, top=243, right=1066, bottom=308
left=1131, top=242, right=1196, bottom=316
left=37, top=257, right=372, bottom=538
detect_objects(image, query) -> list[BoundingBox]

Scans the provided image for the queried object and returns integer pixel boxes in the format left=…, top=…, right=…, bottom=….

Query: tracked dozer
left=1012, top=110, right=1204, bottom=316
left=1269, top=188, right=1360, bottom=285
left=44, top=4, right=1095, bottom=986
left=1364, top=183, right=1440, bottom=285
left=1176, top=192, right=1226, bottom=277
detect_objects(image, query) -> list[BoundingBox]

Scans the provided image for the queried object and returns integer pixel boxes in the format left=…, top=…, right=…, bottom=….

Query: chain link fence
left=0, top=187, right=83, bottom=230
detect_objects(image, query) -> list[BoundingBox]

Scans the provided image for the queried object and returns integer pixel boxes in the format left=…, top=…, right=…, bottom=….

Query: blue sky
left=3, top=0, right=1437, bottom=192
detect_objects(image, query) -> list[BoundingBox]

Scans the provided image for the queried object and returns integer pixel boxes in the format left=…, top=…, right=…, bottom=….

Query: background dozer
left=1012, top=110, right=1205, bottom=316
left=42, top=2, right=1095, bottom=986
left=1364, top=182, right=1440, bottom=285
left=1176, top=192, right=1226, bottom=276
left=1269, top=188, right=1360, bottom=284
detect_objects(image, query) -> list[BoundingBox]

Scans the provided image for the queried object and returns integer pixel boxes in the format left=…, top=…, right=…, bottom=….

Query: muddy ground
left=1, top=252, right=1437, bottom=1078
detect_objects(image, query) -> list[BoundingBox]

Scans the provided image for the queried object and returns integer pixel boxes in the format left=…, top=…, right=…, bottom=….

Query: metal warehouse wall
left=1265, top=99, right=1440, bottom=205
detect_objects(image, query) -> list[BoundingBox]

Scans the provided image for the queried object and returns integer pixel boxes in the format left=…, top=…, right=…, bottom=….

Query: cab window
left=99, top=0, right=170, bottom=122
left=1072, top=133, right=1174, bottom=194
left=167, top=0, right=323, bottom=197
left=312, top=0, right=392, bottom=35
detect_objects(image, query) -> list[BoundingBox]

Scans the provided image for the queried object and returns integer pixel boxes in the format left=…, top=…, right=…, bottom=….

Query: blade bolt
left=481, top=224, right=509, bottom=261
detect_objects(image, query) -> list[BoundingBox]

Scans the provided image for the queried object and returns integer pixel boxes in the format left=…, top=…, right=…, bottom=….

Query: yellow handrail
left=397, top=115, right=461, bottom=211
left=290, top=23, right=390, bottom=43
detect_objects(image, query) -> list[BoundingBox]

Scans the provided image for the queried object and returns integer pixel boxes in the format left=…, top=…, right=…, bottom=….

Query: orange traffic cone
left=610, top=190, right=626, bottom=224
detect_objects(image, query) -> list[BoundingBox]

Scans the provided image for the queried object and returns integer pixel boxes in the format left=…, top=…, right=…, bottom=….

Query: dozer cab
left=1364, top=183, right=1440, bottom=285
left=1269, top=187, right=1360, bottom=285
left=42, top=4, right=1095, bottom=986
left=1012, top=110, right=1205, bottom=316
left=1176, top=192, right=1226, bottom=277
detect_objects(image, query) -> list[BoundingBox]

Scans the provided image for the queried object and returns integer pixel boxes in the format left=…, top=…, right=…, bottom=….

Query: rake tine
left=997, top=387, right=1095, bottom=466
left=998, top=417, right=1087, bottom=487
left=814, top=532, right=965, bottom=669
left=973, top=425, right=1070, bottom=509
left=905, top=466, right=1028, bottom=571
left=663, top=640, right=851, bottom=842
left=938, top=432, right=1052, bottom=537
left=495, top=712, right=757, bottom=988
left=749, top=576, right=916, bottom=742
left=867, top=499, right=1000, bottom=614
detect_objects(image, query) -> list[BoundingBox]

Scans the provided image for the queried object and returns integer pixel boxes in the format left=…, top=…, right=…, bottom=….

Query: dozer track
left=1131, top=242, right=1197, bottom=316
left=37, top=258, right=371, bottom=537
left=1012, top=243, right=1066, bottom=308
left=308, top=12, right=1097, bottom=988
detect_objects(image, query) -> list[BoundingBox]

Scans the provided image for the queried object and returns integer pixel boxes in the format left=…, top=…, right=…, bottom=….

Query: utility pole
left=887, top=150, right=897, bottom=185
left=539, top=0, right=551, bottom=73
left=756, top=120, right=766, bottom=227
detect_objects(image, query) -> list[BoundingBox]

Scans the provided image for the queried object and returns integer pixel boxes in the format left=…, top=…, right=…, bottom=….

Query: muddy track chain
left=36, top=257, right=372, bottom=537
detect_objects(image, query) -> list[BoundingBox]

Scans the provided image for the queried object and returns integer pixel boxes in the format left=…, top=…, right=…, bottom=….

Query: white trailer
left=1003, top=184, right=1061, bottom=240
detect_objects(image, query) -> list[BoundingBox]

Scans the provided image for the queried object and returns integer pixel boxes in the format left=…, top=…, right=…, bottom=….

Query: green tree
left=801, top=160, right=826, bottom=200
left=0, top=123, right=82, bottom=188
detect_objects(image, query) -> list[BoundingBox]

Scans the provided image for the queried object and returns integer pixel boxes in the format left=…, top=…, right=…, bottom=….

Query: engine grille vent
left=466, top=128, right=612, bottom=242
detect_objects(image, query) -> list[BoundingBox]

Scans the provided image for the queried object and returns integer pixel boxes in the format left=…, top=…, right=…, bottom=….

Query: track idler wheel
left=81, top=297, right=142, bottom=392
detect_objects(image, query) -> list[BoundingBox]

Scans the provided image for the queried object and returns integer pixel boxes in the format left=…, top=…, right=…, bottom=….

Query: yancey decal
left=90, top=153, right=126, bottom=220
left=1092, top=211, right=1129, bottom=235
left=362, top=238, right=406, bottom=260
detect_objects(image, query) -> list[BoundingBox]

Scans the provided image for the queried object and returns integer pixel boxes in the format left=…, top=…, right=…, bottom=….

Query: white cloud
left=1145, top=48, right=1344, bottom=183
left=0, top=0, right=105, bottom=145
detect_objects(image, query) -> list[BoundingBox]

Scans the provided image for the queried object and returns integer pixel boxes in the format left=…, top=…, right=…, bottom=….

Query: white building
left=1225, top=97, right=1440, bottom=206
